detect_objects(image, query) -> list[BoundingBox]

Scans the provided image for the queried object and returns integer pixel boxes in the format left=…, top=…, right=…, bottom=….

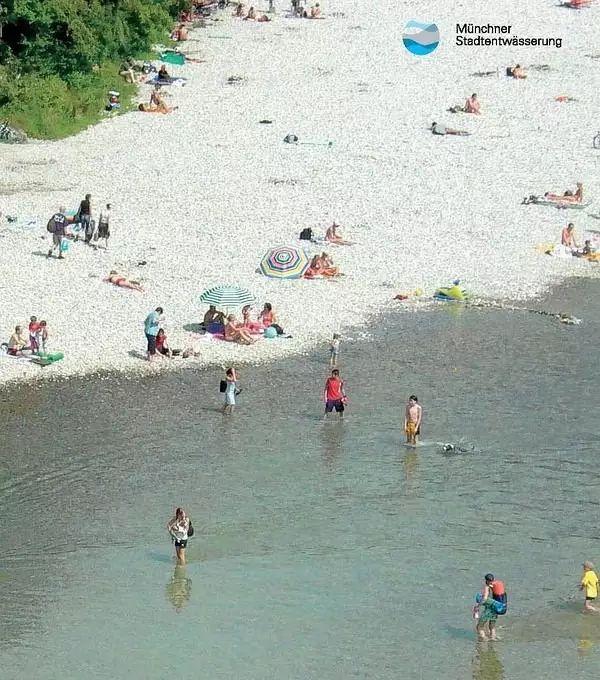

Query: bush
left=0, top=0, right=187, bottom=138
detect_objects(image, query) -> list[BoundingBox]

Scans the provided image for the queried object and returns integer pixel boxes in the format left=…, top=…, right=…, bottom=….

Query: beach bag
left=219, top=379, right=227, bottom=393
left=506, top=67, right=513, bottom=77
left=187, top=521, right=194, bottom=538
left=299, top=227, right=312, bottom=241
left=46, top=217, right=56, bottom=233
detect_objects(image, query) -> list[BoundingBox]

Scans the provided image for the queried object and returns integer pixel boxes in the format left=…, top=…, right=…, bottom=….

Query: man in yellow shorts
left=404, top=395, right=423, bottom=446
left=580, top=560, right=599, bottom=612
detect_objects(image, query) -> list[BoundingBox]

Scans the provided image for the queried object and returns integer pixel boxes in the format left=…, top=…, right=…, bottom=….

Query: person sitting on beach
left=203, top=305, right=226, bottom=330
left=233, top=2, right=245, bottom=16
left=258, top=302, right=285, bottom=334
left=310, top=3, right=322, bottom=17
left=171, top=24, right=189, bottom=41
left=242, top=305, right=264, bottom=333
left=224, top=315, right=257, bottom=344
left=431, top=122, right=470, bottom=136
left=244, top=6, right=257, bottom=19
left=257, top=12, right=272, bottom=20
left=320, top=252, right=340, bottom=276
left=464, top=93, right=481, bottom=115
left=325, top=222, right=353, bottom=245
left=508, top=64, right=527, bottom=79
left=7, top=326, right=32, bottom=356
left=119, top=59, right=136, bottom=84
left=561, top=223, right=579, bottom=250
left=157, top=66, right=171, bottom=82
left=105, top=271, right=144, bottom=292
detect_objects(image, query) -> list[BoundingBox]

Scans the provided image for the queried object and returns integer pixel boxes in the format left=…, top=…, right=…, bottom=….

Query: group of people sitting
left=233, top=4, right=272, bottom=21
left=2, top=317, right=48, bottom=357
left=290, top=0, right=323, bottom=17
left=559, top=224, right=598, bottom=260
left=202, top=302, right=286, bottom=344
left=449, top=93, right=481, bottom=115
left=305, top=252, right=341, bottom=278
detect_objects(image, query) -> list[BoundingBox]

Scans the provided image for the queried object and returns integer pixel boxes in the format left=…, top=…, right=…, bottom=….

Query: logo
left=403, top=20, right=440, bottom=55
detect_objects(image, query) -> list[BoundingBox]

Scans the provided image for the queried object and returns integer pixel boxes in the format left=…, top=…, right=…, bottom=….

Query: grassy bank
left=0, top=62, right=139, bottom=140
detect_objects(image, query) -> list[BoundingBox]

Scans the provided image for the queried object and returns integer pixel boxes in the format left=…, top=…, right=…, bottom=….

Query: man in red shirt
left=323, top=369, right=346, bottom=418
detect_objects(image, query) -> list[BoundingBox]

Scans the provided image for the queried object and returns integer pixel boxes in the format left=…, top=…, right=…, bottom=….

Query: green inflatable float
left=434, top=280, right=470, bottom=302
left=32, top=352, right=64, bottom=367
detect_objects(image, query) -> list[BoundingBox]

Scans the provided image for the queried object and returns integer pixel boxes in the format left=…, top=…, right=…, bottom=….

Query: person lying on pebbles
left=431, top=122, right=470, bottom=136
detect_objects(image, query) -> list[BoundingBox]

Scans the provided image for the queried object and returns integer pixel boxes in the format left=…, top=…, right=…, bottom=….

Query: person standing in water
left=404, top=395, right=422, bottom=446
left=580, top=561, right=599, bottom=613
left=474, top=574, right=500, bottom=640
left=323, top=369, right=346, bottom=419
left=222, top=367, right=238, bottom=415
left=329, top=333, right=341, bottom=368
left=167, top=507, right=192, bottom=565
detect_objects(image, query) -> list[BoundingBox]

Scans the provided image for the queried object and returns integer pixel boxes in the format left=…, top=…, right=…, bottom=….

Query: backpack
left=299, top=227, right=312, bottom=241
left=491, top=581, right=508, bottom=615
left=46, top=217, right=56, bottom=233
left=219, top=379, right=227, bottom=393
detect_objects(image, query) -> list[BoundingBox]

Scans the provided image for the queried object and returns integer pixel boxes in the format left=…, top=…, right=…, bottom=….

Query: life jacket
left=491, top=580, right=507, bottom=614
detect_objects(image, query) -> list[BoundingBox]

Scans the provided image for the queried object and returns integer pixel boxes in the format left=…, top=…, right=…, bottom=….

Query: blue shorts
left=325, top=399, right=344, bottom=413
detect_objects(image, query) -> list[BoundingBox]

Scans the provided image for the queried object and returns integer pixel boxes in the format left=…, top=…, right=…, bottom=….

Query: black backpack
left=46, top=217, right=56, bottom=233
left=299, top=227, right=312, bottom=241
left=219, top=379, right=227, bottom=393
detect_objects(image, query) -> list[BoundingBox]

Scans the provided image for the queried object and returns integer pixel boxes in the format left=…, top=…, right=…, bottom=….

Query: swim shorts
left=586, top=596, right=596, bottom=602
left=405, top=421, right=418, bottom=438
left=325, top=399, right=344, bottom=413
left=174, top=539, right=188, bottom=549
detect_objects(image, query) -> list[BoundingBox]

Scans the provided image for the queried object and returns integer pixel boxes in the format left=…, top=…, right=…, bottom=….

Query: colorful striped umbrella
left=260, top=246, right=309, bottom=279
left=199, top=285, right=255, bottom=308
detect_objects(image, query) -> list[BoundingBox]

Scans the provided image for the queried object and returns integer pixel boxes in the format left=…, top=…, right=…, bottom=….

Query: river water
left=0, top=278, right=599, bottom=679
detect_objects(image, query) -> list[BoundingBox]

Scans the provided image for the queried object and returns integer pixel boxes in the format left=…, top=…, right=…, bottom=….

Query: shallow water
left=0, top=278, right=599, bottom=679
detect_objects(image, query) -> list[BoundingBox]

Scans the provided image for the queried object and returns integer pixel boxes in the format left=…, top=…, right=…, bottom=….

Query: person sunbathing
left=310, top=3, right=322, bottom=17
left=105, top=271, right=144, bottom=292
left=224, top=315, right=257, bottom=344
left=233, top=2, right=244, bottom=16
left=325, top=222, right=353, bottom=245
left=431, top=122, right=470, bottom=136
left=257, top=12, right=271, bottom=21
left=305, top=252, right=340, bottom=278
left=545, top=182, right=583, bottom=203
left=508, top=64, right=527, bottom=79
left=464, top=93, right=481, bottom=115
left=244, top=6, right=256, bottom=19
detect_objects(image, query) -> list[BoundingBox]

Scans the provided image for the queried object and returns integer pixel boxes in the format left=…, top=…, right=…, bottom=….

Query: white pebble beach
left=1, top=0, right=599, bottom=383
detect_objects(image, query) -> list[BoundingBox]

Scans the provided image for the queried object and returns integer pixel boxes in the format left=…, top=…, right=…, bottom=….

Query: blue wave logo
left=403, top=20, right=440, bottom=55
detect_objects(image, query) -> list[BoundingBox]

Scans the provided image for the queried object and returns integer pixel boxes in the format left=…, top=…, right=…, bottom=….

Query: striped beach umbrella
left=199, top=285, right=255, bottom=308
left=260, top=246, right=309, bottom=279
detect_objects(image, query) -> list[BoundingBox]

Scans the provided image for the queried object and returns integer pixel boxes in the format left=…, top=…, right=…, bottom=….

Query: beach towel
left=160, top=52, right=186, bottom=66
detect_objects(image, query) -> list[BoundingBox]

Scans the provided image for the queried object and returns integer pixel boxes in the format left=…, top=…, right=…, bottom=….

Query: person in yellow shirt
left=580, top=561, right=599, bottom=612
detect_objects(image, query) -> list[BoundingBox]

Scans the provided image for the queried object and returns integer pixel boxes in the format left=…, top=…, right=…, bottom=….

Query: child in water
left=329, top=333, right=340, bottom=367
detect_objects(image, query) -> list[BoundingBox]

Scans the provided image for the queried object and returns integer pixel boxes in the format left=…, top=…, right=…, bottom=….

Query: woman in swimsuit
left=224, top=315, right=256, bottom=344
left=244, top=6, right=256, bottom=19
left=106, top=271, right=144, bottom=292
left=319, top=252, right=340, bottom=277
left=325, top=222, right=353, bottom=245
left=561, top=223, right=579, bottom=250
left=167, top=507, right=191, bottom=564
left=242, top=305, right=264, bottom=333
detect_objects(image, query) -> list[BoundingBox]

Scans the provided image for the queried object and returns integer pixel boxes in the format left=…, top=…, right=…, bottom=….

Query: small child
left=329, top=333, right=340, bottom=367
left=36, top=320, right=48, bottom=355
left=580, top=560, right=599, bottom=612
left=28, top=316, right=40, bottom=353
